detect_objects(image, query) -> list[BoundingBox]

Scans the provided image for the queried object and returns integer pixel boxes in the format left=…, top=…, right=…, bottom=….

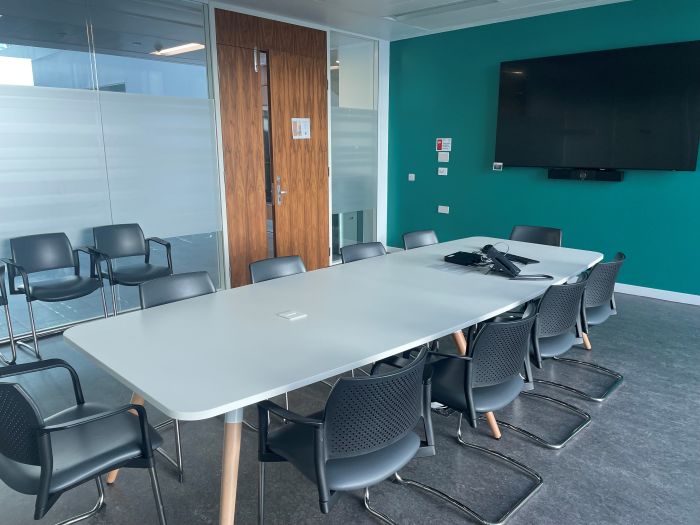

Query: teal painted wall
left=388, top=0, right=700, bottom=294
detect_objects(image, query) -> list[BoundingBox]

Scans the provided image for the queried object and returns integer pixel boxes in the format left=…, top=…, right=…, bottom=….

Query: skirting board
left=615, top=283, right=700, bottom=306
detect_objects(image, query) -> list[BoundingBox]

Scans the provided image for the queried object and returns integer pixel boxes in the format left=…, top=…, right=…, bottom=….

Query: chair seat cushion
left=267, top=413, right=420, bottom=492
left=586, top=304, right=615, bottom=326
left=472, top=376, right=524, bottom=413
left=538, top=331, right=577, bottom=359
left=0, top=402, right=162, bottom=496
left=20, top=276, right=102, bottom=302
left=108, top=264, right=171, bottom=286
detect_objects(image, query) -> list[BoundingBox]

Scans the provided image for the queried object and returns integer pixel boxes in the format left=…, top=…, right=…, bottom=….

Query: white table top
left=64, top=237, right=602, bottom=421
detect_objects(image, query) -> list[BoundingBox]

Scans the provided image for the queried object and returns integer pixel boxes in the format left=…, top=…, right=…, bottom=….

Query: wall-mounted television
left=494, top=41, right=700, bottom=172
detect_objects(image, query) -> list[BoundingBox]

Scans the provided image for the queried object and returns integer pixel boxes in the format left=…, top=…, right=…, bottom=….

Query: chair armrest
left=0, top=258, right=30, bottom=296
left=257, top=400, right=323, bottom=427
left=145, top=238, right=173, bottom=271
left=86, top=248, right=115, bottom=281
left=42, top=404, right=155, bottom=458
left=73, top=247, right=102, bottom=278
left=0, top=262, right=7, bottom=302
left=0, top=358, right=85, bottom=404
left=428, top=350, right=472, bottom=361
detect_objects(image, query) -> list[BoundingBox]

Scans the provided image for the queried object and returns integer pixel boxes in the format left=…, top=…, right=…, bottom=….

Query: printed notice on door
left=291, top=118, right=311, bottom=140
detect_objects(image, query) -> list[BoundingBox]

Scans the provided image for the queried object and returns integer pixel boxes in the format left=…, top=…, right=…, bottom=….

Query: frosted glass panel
left=0, top=84, right=111, bottom=256
left=99, top=91, right=221, bottom=237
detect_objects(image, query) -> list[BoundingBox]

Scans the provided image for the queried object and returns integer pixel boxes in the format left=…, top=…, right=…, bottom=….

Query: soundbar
left=548, top=168, right=624, bottom=182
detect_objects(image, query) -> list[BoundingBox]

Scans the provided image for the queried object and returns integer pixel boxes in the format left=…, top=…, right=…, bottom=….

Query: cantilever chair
left=0, top=359, right=167, bottom=525
left=2, top=233, right=108, bottom=359
left=1, top=263, right=17, bottom=365
left=340, top=241, right=386, bottom=263
left=250, top=255, right=306, bottom=284
left=394, top=314, right=543, bottom=525
left=509, top=225, right=562, bottom=247
left=92, top=224, right=173, bottom=315
left=257, top=347, right=433, bottom=524
left=403, top=230, right=438, bottom=250
left=580, top=252, right=626, bottom=349
left=137, top=271, right=216, bottom=483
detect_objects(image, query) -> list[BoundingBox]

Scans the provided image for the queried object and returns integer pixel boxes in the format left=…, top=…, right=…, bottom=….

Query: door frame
left=206, top=1, right=388, bottom=286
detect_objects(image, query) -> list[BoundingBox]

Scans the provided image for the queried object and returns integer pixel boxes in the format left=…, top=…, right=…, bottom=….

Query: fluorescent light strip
left=151, top=43, right=204, bottom=56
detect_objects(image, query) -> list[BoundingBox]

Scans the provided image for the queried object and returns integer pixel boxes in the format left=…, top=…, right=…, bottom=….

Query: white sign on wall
left=291, top=117, right=311, bottom=139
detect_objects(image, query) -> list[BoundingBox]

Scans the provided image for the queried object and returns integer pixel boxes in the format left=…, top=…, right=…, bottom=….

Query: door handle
left=276, top=184, right=287, bottom=205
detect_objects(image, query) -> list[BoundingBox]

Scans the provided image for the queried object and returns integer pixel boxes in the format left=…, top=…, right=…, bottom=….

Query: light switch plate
left=438, top=205, right=450, bottom=214
left=277, top=310, right=308, bottom=321
left=408, top=173, right=415, bottom=181
left=438, top=152, right=450, bottom=163
left=437, top=167, right=448, bottom=176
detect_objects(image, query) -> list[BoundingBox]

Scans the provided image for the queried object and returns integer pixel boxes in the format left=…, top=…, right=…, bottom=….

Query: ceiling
left=217, top=0, right=630, bottom=41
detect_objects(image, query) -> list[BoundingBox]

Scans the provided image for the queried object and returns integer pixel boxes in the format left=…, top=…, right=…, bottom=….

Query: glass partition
left=0, top=0, right=223, bottom=338
left=329, top=33, right=379, bottom=262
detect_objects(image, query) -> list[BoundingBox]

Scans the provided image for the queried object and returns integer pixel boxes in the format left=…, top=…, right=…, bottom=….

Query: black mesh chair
left=257, top=347, right=434, bottom=524
left=527, top=275, right=624, bottom=403
left=1, top=233, right=108, bottom=359
left=0, top=359, right=167, bottom=524
left=249, top=255, right=306, bottom=284
left=581, top=252, right=626, bottom=348
left=0, top=263, right=17, bottom=365
left=509, top=225, right=562, bottom=247
left=394, top=314, right=543, bottom=525
left=92, top=224, right=173, bottom=315
left=402, top=230, right=438, bottom=250
left=340, top=242, right=386, bottom=263
left=138, top=271, right=216, bottom=482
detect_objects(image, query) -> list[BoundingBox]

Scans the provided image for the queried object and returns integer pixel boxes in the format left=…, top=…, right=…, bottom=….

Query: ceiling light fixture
left=151, top=42, right=205, bottom=56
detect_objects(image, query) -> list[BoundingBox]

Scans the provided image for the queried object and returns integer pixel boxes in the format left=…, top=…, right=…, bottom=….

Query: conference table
left=63, top=236, right=603, bottom=524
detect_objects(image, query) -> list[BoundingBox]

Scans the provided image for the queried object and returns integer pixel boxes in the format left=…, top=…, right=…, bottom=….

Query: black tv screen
left=494, top=41, right=700, bottom=171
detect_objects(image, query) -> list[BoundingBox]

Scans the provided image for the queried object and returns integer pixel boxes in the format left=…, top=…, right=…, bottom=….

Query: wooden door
left=268, top=50, right=329, bottom=270
left=217, top=44, right=268, bottom=286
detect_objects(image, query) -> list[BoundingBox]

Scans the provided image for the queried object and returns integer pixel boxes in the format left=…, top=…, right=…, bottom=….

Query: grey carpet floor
left=1, top=293, right=698, bottom=524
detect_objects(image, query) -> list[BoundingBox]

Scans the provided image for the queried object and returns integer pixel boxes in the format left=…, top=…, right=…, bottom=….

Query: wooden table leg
left=484, top=411, right=502, bottom=440
left=220, top=411, right=243, bottom=525
left=582, top=332, right=592, bottom=350
left=451, top=330, right=468, bottom=356
left=106, top=392, right=145, bottom=484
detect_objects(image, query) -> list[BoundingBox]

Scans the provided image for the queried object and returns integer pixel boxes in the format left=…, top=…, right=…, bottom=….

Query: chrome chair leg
left=0, top=304, right=17, bottom=365
left=55, top=476, right=105, bottom=525
left=363, top=487, right=397, bottom=525
left=99, top=286, right=109, bottom=318
left=258, top=462, right=265, bottom=525
left=535, top=356, right=623, bottom=402
left=154, top=419, right=183, bottom=483
left=489, top=391, right=591, bottom=449
left=393, top=414, right=543, bottom=525
left=110, top=283, right=119, bottom=316
left=148, top=466, right=168, bottom=525
left=17, top=300, right=41, bottom=360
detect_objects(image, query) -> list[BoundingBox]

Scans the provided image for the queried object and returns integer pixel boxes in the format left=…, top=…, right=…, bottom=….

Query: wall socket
left=438, top=205, right=450, bottom=214
left=408, top=173, right=416, bottom=181
left=437, top=167, right=448, bottom=176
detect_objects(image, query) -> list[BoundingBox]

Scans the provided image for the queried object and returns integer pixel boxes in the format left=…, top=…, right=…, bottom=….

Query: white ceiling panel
left=216, top=0, right=630, bottom=40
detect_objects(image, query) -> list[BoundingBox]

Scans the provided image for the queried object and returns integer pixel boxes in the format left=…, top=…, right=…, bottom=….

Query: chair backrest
left=249, top=255, right=306, bottom=284
left=0, top=383, right=44, bottom=466
left=139, top=271, right=215, bottom=309
left=93, top=224, right=147, bottom=259
left=10, top=233, right=76, bottom=274
left=584, top=252, right=625, bottom=308
left=470, top=313, right=536, bottom=388
left=323, top=348, right=427, bottom=460
left=537, top=276, right=588, bottom=338
left=0, top=264, right=7, bottom=306
left=340, top=242, right=387, bottom=264
left=403, top=230, right=438, bottom=250
left=509, top=225, right=562, bottom=247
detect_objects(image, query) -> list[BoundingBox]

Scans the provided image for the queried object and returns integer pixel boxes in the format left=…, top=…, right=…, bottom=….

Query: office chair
left=509, top=225, right=562, bottom=247
left=528, top=275, right=622, bottom=404
left=340, top=242, right=386, bottom=263
left=249, top=256, right=306, bottom=284
left=257, top=347, right=433, bottom=524
left=137, top=271, right=216, bottom=483
left=1, top=233, right=109, bottom=359
left=390, top=314, right=543, bottom=524
left=0, top=359, right=167, bottom=524
left=402, top=230, right=438, bottom=250
left=0, top=263, right=17, bottom=365
left=581, top=252, right=626, bottom=349
left=92, top=224, right=173, bottom=315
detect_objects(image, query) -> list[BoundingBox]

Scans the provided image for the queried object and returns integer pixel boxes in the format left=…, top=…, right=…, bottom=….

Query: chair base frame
left=536, top=356, right=623, bottom=402
left=0, top=303, right=17, bottom=365
left=54, top=477, right=105, bottom=525
left=489, top=391, right=591, bottom=450
left=154, top=419, right=184, bottom=483
left=363, top=486, right=397, bottom=525
left=393, top=417, right=543, bottom=525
